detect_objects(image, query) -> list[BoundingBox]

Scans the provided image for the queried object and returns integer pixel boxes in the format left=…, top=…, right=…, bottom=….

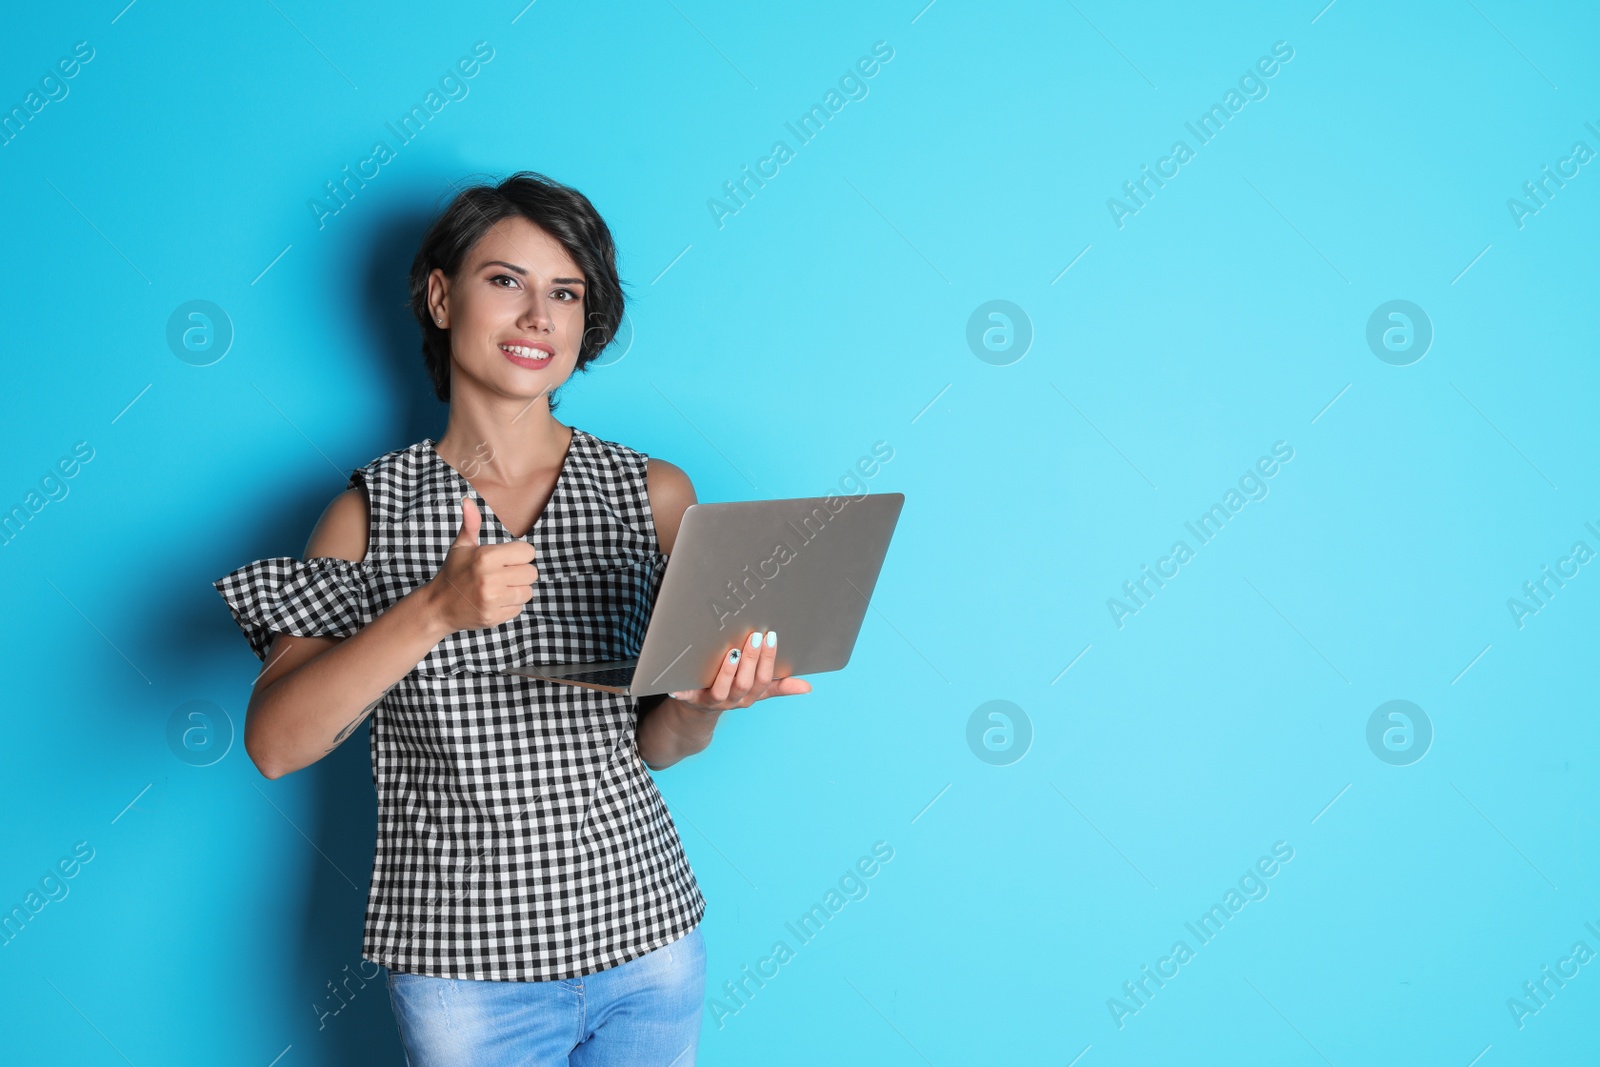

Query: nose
left=517, top=292, right=554, bottom=334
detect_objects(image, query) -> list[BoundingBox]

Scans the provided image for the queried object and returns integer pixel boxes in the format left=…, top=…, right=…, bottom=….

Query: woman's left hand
left=669, top=630, right=811, bottom=712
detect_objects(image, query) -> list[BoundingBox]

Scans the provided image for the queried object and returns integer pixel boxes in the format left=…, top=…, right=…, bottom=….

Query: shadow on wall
left=364, top=200, right=456, bottom=451
left=294, top=202, right=446, bottom=1065
left=177, top=200, right=449, bottom=1064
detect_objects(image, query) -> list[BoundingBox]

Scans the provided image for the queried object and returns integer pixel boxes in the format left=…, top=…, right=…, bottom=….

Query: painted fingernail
left=765, top=630, right=776, bottom=648
left=730, top=649, right=740, bottom=663
left=749, top=631, right=762, bottom=649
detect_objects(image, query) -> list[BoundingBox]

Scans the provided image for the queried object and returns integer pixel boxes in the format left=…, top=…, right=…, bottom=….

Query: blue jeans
left=387, top=927, right=705, bottom=1066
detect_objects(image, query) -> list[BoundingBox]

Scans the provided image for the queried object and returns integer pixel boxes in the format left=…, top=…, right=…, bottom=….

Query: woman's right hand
left=422, top=495, right=538, bottom=635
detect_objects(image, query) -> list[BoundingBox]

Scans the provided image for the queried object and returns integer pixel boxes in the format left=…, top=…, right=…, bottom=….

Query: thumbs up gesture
left=423, top=495, right=539, bottom=634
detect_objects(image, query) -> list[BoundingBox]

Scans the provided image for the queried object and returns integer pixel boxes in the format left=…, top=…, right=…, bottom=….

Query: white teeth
left=500, top=344, right=550, bottom=360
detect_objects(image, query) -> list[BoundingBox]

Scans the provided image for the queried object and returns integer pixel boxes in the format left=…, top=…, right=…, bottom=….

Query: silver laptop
left=504, top=492, right=905, bottom=697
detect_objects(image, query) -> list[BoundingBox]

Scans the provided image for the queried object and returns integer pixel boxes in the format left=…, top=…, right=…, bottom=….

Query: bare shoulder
left=646, top=458, right=697, bottom=556
left=304, top=482, right=371, bottom=563
left=253, top=483, right=371, bottom=697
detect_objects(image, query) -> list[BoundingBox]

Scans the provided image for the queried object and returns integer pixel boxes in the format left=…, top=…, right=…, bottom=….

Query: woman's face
left=429, top=216, right=588, bottom=405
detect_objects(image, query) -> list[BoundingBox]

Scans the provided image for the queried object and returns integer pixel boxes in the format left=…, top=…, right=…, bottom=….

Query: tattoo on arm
left=325, top=696, right=383, bottom=754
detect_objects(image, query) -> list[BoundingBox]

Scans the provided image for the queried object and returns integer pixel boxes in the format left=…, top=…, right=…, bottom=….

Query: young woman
left=213, top=171, right=810, bottom=1065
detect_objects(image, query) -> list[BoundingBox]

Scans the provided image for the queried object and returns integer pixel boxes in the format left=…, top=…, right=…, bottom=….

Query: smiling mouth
left=499, top=343, right=553, bottom=367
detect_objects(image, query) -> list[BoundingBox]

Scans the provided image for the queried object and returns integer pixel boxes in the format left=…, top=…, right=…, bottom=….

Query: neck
left=435, top=393, right=571, bottom=482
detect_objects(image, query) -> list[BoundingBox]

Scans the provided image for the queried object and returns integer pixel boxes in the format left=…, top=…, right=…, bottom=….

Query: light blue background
left=3, top=1, right=1598, bottom=1063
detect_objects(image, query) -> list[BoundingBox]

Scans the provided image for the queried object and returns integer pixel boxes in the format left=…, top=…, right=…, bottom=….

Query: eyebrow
left=479, top=260, right=585, bottom=285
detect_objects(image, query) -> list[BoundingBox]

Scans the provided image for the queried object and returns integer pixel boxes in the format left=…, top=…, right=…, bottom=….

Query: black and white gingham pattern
left=213, top=428, right=706, bottom=980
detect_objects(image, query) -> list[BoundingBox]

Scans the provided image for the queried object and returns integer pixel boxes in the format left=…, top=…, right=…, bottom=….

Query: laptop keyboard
left=557, top=666, right=637, bottom=688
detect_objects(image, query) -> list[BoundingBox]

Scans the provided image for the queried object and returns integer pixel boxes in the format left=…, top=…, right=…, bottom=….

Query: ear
left=428, top=267, right=450, bottom=327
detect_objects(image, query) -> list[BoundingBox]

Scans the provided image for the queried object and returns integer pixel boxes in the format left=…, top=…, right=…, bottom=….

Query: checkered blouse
left=212, top=428, right=706, bottom=980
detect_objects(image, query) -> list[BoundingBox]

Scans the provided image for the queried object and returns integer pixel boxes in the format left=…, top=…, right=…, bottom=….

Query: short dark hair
left=408, top=171, right=625, bottom=407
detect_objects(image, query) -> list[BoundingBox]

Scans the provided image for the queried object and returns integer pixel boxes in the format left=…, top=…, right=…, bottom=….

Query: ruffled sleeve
left=212, top=556, right=379, bottom=661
